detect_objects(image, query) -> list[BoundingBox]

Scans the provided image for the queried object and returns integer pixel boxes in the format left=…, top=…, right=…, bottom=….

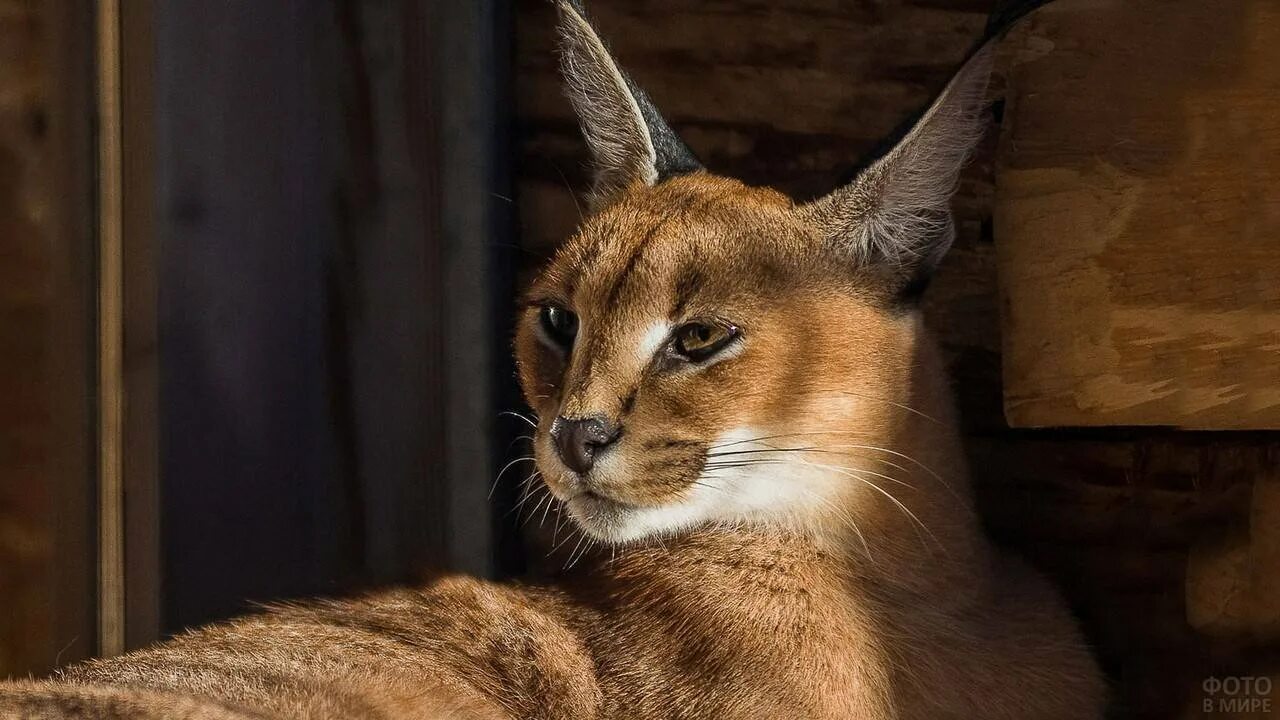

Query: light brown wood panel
left=996, top=0, right=1280, bottom=429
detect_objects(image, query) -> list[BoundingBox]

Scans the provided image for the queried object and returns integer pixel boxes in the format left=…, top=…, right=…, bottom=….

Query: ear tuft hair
left=554, top=0, right=701, bottom=209
left=801, top=46, right=994, bottom=294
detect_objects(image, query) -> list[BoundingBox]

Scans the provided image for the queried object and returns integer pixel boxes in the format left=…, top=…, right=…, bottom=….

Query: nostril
left=551, top=415, right=621, bottom=474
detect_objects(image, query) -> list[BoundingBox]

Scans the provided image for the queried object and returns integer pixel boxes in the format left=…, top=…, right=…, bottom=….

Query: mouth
left=562, top=489, right=644, bottom=541
left=566, top=489, right=631, bottom=518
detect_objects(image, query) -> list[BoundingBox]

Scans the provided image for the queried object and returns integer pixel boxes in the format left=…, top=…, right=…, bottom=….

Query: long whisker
left=551, top=502, right=572, bottom=549
left=796, top=459, right=941, bottom=553
left=505, top=471, right=544, bottom=518
left=565, top=535, right=596, bottom=570
left=706, top=447, right=927, bottom=485
left=564, top=534, right=586, bottom=569
left=522, top=487, right=553, bottom=528
left=817, top=444, right=958, bottom=499
left=549, top=521, right=583, bottom=557
left=814, top=444, right=944, bottom=481
left=800, top=487, right=874, bottom=565
left=498, top=410, right=539, bottom=428
left=505, top=435, right=535, bottom=453
left=811, top=389, right=948, bottom=427
left=539, top=490, right=558, bottom=529
left=702, top=458, right=914, bottom=490
left=709, top=430, right=877, bottom=451
left=704, top=434, right=953, bottom=494
left=705, top=446, right=827, bottom=458
left=800, top=461, right=916, bottom=491
left=703, top=451, right=941, bottom=552
left=487, top=456, right=537, bottom=500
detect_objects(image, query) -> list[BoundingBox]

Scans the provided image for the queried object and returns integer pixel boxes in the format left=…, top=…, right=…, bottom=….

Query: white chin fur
left=565, top=489, right=717, bottom=544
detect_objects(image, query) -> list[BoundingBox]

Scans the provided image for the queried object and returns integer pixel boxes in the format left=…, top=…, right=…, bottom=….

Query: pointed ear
left=555, top=0, right=702, bottom=209
left=801, top=45, right=994, bottom=295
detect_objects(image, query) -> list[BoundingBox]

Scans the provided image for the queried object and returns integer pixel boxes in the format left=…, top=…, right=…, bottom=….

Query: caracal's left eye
left=539, top=305, right=580, bottom=350
left=673, top=321, right=740, bottom=362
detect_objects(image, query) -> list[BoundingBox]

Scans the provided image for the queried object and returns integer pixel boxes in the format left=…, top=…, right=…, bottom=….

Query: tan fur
left=0, top=8, right=1105, bottom=718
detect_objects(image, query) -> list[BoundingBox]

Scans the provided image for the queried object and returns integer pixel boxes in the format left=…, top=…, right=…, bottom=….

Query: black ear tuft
left=622, top=74, right=703, bottom=181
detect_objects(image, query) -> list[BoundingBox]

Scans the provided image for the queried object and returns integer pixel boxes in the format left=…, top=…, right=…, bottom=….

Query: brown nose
left=550, top=415, right=620, bottom=474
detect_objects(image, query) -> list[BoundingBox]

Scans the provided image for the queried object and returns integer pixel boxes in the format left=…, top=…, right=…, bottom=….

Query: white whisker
left=488, top=456, right=537, bottom=500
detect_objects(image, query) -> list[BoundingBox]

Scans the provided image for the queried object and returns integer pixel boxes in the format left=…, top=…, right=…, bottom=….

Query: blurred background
left=2, top=1, right=1277, bottom=718
left=3, top=0, right=527, bottom=673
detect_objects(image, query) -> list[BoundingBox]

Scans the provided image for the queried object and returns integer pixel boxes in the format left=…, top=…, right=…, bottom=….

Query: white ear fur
left=556, top=1, right=656, bottom=204
left=555, top=0, right=701, bottom=209
left=802, top=46, right=994, bottom=285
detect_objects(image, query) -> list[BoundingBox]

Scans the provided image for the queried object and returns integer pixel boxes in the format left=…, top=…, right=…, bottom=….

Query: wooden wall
left=0, top=0, right=96, bottom=676
left=997, top=1, right=1280, bottom=430
left=514, top=1, right=1280, bottom=716
left=0, top=0, right=524, bottom=673
left=0, top=0, right=55, bottom=676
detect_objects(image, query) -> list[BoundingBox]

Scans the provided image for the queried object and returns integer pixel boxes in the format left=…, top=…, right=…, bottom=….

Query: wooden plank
left=1187, top=464, right=1280, bottom=641
left=46, top=0, right=99, bottom=672
left=97, top=0, right=164, bottom=657
left=334, top=0, right=520, bottom=584
left=151, top=0, right=354, bottom=630
left=0, top=0, right=60, bottom=676
left=96, top=0, right=126, bottom=660
left=995, top=0, right=1280, bottom=429
left=119, top=0, right=160, bottom=652
left=0, top=0, right=101, bottom=674
left=428, top=0, right=514, bottom=577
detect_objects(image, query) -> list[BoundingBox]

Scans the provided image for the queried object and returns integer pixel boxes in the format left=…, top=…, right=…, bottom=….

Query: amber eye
left=672, top=321, right=739, bottom=362
left=539, top=306, right=579, bottom=349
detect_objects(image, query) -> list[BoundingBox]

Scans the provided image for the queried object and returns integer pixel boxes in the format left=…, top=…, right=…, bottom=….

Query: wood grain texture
left=1187, top=464, right=1280, bottom=641
left=0, top=0, right=56, bottom=675
left=0, top=0, right=97, bottom=676
left=119, top=0, right=161, bottom=652
left=995, top=0, right=1280, bottom=429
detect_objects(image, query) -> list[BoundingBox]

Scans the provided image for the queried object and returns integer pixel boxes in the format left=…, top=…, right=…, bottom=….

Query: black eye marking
left=538, top=306, right=579, bottom=350
left=671, top=320, right=740, bottom=363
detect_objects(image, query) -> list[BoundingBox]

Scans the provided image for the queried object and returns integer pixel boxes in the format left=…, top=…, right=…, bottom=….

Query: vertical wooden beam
left=427, top=0, right=509, bottom=578
left=341, top=0, right=447, bottom=582
left=152, top=0, right=350, bottom=629
left=0, top=0, right=98, bottom=675
left=45, top=0, right=99, bottom=671
left=356, top=0, right=516, bottom=581
left=95, top=0, right=126, bottom=659
left=120, top=0, right=160, bottom=652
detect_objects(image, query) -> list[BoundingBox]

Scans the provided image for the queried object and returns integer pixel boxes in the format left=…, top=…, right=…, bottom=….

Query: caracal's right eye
left=538, top=306, right=579, bottom=350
